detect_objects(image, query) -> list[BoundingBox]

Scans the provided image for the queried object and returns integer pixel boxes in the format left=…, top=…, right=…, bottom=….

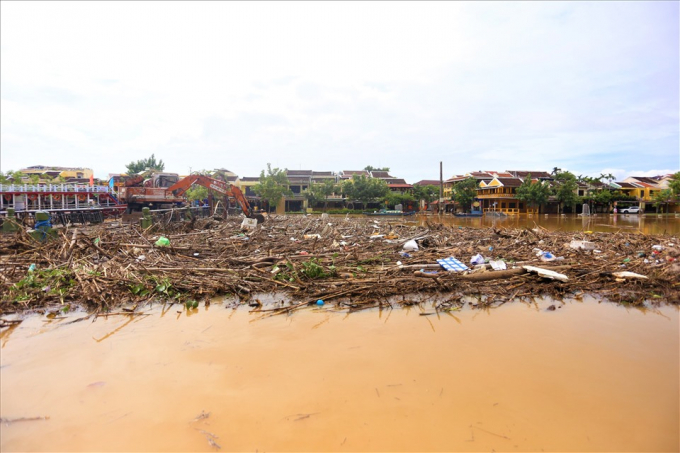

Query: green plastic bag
left=155, top=236, right=170, bottom=247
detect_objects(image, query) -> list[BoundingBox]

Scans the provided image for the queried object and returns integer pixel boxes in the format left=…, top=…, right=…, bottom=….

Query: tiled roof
left=387, top=179, right=408, bottom=185
left=286, top=170, right=313, bottom=176
left=370, top=171, right=393, bottom=178
left=629, top=177, right=659, bottom=185
left=388, top=184, right=413, bottom=189
left=413, top=180, right=442, bottom=186
left=239, top=177, right=260, bottom=182
left=469, top=171, right=494, bottom=178
left=311, top=171, right=335, bottom=176
left=616, top=182, right=639, bottom=188
left=497, top=178, right=523, bottom=187
left=508, top=170, right=552, bottom=179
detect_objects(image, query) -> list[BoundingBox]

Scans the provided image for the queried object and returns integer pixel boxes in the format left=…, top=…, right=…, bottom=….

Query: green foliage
left=610, top=191, right=637, bottom=202
left=553, top=171, right=579, bottom=211
left=185, top=185, right=209, bottom=203
left=300, top=258, right=336, bottom=279
left=412, top=184, right=440, bottom=203
left=341, top=175, right=389, bottom=209
left=0, top=170, right=24, bottom=184
left=668, top=172, right=680, bottom=198
left=253, top=163, right=292, bottom=211
left=364, top=166, right=390, bottom=172
left=591, top=189, right=612, bottom=206
left=182, top=169, right=211, bottom=202
left=273, top=258, right=336, bottom=282
left=9, top=268, right=75, bottom=304
left=652, top=189, right=674, bottom=210
left=126, top=153, right=165, bottom=174
left=305, top=180, right=338, bottom=210
left=452, top=177, right=478, bottom=211
left=386, top=191, right=415, bottom=208
left=516, top=174, right=551, bottom=210
left=128, top=276, right=183, bottom=300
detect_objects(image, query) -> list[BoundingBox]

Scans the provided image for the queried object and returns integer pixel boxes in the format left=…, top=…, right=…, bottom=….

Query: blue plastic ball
left=316, top=299, right=324, bottom=306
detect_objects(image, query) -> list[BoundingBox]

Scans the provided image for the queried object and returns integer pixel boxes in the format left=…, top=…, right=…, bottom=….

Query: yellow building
left=476, top=177, right=527, bottom=214
left=20, top=165, right=93, bottom=180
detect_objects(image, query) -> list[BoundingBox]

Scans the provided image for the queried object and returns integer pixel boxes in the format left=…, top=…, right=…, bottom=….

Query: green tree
left=182, top=170, right=210, bottom=204
left=592, top=189, right=612, bottom=212
left=668, top=172, right=680, bottom=198
left=412, top=184, right=440, bottom=206
left=651, top=189, right=674, bottom=213
left=386, top=191, right=415, bottom=209
left=516, top=174, right=550, bottom=213
left=306, top=179, right=338, bottom=211
left=451, top=177, right=478, bottom=212
left=253, top=163, right=292, bottom=212
left=342, top=175, right=389, bottom=210
left=600, top=172, right=616, bottom=187
left=363, top=165, right=390, bottom=172
left=0, top=170, right=25, bottom=184
left=126, top=154, right=165, bottom=174
left=553, top=171, right=579, bottom=213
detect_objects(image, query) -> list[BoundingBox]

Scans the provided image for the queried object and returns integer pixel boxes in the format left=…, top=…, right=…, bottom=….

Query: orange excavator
left=166, top=175, right=265, bottom=223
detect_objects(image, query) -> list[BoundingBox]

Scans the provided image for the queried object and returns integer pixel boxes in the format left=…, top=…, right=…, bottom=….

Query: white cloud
left=1, top=2, right=678, bottom=181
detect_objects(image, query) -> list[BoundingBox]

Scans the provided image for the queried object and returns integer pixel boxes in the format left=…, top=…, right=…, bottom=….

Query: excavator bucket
left=252, top=214, right=265, bottom=224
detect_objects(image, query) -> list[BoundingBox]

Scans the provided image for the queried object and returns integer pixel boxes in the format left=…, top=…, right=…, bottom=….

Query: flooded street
left=1, top=299, right=678, bottom=452
left=413, top=213, right=680, bottom=236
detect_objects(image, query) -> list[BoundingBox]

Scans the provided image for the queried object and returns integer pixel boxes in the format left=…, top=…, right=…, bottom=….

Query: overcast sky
left=1, top=1, right=678, bottom=182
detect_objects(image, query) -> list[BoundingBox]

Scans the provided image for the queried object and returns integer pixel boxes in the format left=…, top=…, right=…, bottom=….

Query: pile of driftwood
left=1, top=214, right=678, bottom=317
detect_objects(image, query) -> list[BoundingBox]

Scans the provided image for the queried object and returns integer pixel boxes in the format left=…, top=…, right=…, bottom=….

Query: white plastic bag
left=403, top=240, right=419, bottom=251
left=470, top=254, right=485, bottom=265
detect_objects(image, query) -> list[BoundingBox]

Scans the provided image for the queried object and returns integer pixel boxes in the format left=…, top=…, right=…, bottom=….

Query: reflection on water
left=1, top=299, right=678, bottom=452
left=411, top=213, right=680, bottom=235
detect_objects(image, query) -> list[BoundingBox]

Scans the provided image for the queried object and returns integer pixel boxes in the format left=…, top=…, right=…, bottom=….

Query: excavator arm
left=167, top=175, right=265, bottom=223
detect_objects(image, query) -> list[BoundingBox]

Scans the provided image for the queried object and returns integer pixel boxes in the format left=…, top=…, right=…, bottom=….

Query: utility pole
left=439, top=161, right=444, bottom=215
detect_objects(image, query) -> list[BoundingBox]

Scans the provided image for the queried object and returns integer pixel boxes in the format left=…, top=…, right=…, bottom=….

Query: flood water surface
left=413, top=213, right=680, bottom=235
left=1, top=300, right=678, bottom=452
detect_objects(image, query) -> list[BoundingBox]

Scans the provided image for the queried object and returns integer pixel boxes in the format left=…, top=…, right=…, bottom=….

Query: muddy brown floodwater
left=413, top=213, right=680, bottom=235
left=1, top=298, right=678, bottom=452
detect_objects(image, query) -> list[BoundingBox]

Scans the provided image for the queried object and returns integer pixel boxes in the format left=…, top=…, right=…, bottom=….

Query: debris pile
left=1, top=215, right=678, bottom=316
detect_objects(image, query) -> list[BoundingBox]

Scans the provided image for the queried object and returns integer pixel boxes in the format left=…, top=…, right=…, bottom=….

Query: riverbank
left=1, top=215, right=678, bottom=318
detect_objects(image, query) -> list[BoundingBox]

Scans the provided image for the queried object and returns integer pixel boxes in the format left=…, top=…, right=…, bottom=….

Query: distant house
left=477, top=177, right=526, bottom=214
left=20, top=165, right=94, bottom=182
left=622, top=176, right=662, bottom=202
